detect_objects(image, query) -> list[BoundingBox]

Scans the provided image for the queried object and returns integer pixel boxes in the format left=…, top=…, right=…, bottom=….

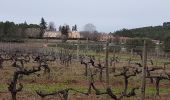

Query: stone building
left=43, top=31, right=81, bottom=38
left=43, top=31, right=61, bottom=38
left=68, top=31, right=81, bottom=38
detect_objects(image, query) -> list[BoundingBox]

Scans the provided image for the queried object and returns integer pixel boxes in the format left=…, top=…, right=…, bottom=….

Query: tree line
left=113, top=26, right=170, bottom=41
left=0, top=18, right=81, bottom=42
left=112, top=26, right=170, bottom=52
left=0, top=21, right=40, bottom=41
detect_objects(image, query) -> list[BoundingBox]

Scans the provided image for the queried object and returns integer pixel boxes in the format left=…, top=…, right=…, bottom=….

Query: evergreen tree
left=39, top=17, right=47, bottom=38
left=60, top=25, right=70, bottom=42
left=72, top=24, right=77, bottom=31
left=20, top=21, right=28, bottom=38
left=74, top=24, right=77, bottom=31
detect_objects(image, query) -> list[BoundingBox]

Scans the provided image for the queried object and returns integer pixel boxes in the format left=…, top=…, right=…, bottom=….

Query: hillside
left=114, top=26, right=170, bottom=41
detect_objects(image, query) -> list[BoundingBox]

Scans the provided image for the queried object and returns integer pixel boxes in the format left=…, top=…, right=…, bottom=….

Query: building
left=68, top=31, right=81, bottom=38
left=43, top=31, right=81, bottom=38
left=99, top=33, right=115, bottom=41
left=119, top=37, right=130, bottom=43
left=98, top=33, right=131, bottom=44
left=43, top=31, right=61, bottom=38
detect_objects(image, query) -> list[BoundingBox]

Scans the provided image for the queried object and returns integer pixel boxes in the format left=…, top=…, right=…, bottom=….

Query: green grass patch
left=0, top=83, right=170, bottom=95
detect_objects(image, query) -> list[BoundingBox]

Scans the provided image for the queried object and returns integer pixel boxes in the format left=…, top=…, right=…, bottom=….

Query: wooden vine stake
left=105, top=41, right=110, bottom=88
left=141, top=40, right=147, bottom=100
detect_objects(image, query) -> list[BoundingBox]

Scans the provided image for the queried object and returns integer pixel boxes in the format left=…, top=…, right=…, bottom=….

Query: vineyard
left=0, top=41, right=170, bottom=100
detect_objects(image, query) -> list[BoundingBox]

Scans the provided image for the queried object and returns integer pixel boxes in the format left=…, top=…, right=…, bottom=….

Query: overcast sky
left=0, top=0, right=170, bottom=32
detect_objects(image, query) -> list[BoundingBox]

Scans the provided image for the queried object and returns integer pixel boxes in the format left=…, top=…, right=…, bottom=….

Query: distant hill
left=113, top=25, right=170, bottom=41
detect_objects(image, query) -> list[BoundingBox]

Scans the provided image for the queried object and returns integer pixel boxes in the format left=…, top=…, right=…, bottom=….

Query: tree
left=60, top=25, right=70, bottom=42
left=59, top=25, right=62, bottom=31
left=19, top=21, right=28, bottom=38
left=0, top=22, right=4, bottom=36
left=0, top=21, right=41, bottom=40
left=74, top=24, right=77, bottom=31
left=72, top=24, right=77, bottom=31
left=91, top=31, right=100, bottom=41
left=114, top=28, right=134, bottom=38
left=39, top=17, right=47, bottom=38
left=48, top=21, right=56, bottom=31
left=3, top=21, right=16, bottom=36
left=163, top=36, right=170, bottom=52
left=3, top=21, right=10, bottom=35
left=81, top=23, right=100, bottom=41
left=84, top=23, right=96, bottom=33
left=113, top=26, right=170, bottom=41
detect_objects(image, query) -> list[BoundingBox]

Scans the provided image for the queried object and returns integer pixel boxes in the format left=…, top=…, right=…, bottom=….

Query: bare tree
left=81, top=23, right=99, bottom=41
left=84, top=23, right=96, bottom=33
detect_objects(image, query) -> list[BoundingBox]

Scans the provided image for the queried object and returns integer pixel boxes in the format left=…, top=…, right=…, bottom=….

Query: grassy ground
left=0, top=60, right=170, bottom=100
left=0, top=42, right=170, bottom=100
